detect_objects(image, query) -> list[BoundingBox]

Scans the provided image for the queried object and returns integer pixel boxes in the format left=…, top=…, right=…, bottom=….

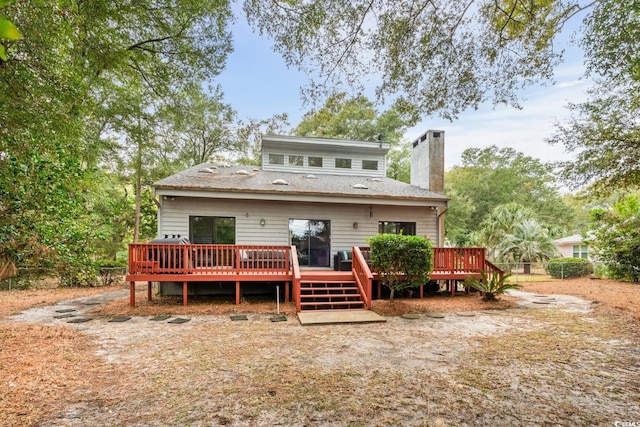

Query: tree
left=1, top=0, right=233, bottom=276
left=477, top=203, right=560, bottom=273
left=294, top=92, right=409, bottom=142
left=0, top=0, right=22, bottom=62
left=550, top=0, right=640, bottom=195
left=586, top=194, right=640, bottom=282
left=244, top=0, right=593, bottom=120
left=550, top=82, right=640, bottom=196
left=168, top=84, right=239, bottom=166
left=444, top=146, right=574, bottom=245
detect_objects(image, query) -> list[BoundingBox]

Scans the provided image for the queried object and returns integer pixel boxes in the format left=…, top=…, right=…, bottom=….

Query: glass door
left=289, top=219, right=331, bottom=267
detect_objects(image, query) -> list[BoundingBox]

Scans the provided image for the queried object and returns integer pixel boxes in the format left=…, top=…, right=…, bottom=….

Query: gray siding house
left=152, top=130, right=448, bottom=270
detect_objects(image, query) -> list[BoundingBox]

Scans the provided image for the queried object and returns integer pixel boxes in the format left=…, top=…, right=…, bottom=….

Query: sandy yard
left=1, top=277, right=639, bottom=426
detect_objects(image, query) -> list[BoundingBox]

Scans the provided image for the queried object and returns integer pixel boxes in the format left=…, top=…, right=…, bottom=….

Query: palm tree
left=479, top=203, right=560, bottom=273
left=494, top=218, right=560, bottom=273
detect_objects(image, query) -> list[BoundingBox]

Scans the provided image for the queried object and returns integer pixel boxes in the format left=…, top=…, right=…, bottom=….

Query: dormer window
left=269, top=154, right=284, bottom=165
left=309, top=156, right=323, bottom=167
left=363, top=160, right=378, bottom=171
left=335, top=158, right=351, bottom=169
left=289, top=155, right=303, bottom=166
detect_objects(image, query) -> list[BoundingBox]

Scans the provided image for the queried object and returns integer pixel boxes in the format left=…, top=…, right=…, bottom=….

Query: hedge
left=546, top=257, right=593, bottom=279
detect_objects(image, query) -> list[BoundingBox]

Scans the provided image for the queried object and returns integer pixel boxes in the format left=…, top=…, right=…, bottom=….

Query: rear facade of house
left=153, top=131, right=449, bottom=273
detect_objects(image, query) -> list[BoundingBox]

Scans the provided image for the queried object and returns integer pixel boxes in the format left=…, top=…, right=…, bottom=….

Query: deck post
left=419, top=284, right=424, bottom=299
left=450, top=280, right=455, bottom=297
left=129, top=281, right=136, bottom=307
left=183, top=282, right=188, bottom=306
left=147, top=281, right=153, bottom=301
left=285, top=281, right=290, bottom=303
left=235, top=281, right=240, bottom=305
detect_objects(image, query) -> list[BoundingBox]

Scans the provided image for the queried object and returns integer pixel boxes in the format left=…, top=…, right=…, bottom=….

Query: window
left=268, top=154, right=284, bottom=165
left=309, top=156, right=323, bottom=167
left=378, top=221, right=416, bottom=235
left=289, top=219, right=331, bottom=267
left=572, top=244, right=589, bottom=259
left=363, top=160, right=378, bottom=170
left=189, top=216, right=236, bottom=244
left=335, top=158, right=352, bottom=169
left=289, top=155, right=303, bottom=166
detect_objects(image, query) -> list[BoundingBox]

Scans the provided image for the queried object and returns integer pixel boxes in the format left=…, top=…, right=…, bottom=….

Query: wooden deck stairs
left=299, top=271, right=366, bottom=311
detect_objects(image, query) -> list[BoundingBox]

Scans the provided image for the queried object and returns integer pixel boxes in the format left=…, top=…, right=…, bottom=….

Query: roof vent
left=198, top=167, right=217, bottom=174
left=353, top=184, right=369, bottom=189
left=304, top=174, right=318, bottom=179
left=235, top=169, right=250, bottom=175
left=272, top=179, right=289, bottom=185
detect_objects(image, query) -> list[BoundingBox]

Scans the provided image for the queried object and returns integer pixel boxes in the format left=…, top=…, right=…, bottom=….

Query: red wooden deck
left=126, top=244, right=502, bottom=311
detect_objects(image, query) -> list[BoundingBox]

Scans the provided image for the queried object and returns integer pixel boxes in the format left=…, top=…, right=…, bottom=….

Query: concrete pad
left=297, top=310, right=386, bottom=325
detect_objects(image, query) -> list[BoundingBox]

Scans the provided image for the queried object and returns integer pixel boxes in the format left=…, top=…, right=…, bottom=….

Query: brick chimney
left=410, top=130, right=444, bottom=193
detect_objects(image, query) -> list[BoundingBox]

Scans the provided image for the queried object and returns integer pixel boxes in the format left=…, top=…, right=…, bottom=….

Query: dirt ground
left=1, top=277, right=639, bottom=426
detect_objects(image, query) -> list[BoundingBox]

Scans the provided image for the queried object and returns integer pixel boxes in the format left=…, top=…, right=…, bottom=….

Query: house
left=126, top=130, right=502, bottom=311
left=153, top=130, right=449, bottom=265
left=554, top=234, right=591, bottom=260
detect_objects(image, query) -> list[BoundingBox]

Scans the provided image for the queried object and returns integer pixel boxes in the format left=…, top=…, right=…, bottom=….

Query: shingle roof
left=154, top=163, right=448, bottom=203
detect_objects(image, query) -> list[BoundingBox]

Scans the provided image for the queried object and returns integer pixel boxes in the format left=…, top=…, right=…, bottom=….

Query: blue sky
left=217, top=14, right=592, bottom=171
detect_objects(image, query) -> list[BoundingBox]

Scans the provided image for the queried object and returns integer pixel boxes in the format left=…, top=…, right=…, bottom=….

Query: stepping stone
left=401, top=313, right=421, bottom=319
left=83, top=302, right=101, bottom=306
left=149, top=315, right=171, bottom=321
left=168, top=318, right=190, bottom=324
left=533, top=300, right=552, bottom=305
left=270, top=315, right=287, bottom=322
left=230, top=315, right=248, bottom=321
left=456, top=312, right=476, bottom=317
left=54, top=313, right=77, bottom=319
left=425, top=313, right=445, bottom=319
left=108, top=316, right=131, bottom=323
left=55, top=308, right=76, bottom=313
left=67, top=318, right=92, bottom=323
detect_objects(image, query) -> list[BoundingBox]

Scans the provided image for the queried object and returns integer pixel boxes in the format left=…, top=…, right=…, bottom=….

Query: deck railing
left=358, top=246, right=502, bottom=277
left=128, top=243, right=292, bottom=276
left=433, top=247, right=486, bottom=274
left=352, top=246, right=373, bottom=309
left=291, top=246, right=302, bottom=312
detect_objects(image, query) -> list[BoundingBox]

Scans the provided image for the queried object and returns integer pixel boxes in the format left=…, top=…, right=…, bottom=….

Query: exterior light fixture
left=260, top=218, right=266, bottom=226
left=353, top=221, right=358, bottom=229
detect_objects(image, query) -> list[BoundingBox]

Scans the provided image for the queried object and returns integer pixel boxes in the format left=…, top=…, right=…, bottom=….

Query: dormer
left=261, top=134, right=389, bottom=177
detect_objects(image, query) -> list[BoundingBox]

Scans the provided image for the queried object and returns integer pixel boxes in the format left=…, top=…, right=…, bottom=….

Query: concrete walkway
left=297, top=310, right=386, bottom=325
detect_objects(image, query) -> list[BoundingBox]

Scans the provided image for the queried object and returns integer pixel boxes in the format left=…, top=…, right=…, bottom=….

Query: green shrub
left=546, top=258, right=593, bottom=279
left=367, top=234, right=433, bottom=301
left=464, top=270, right=519, bottom=302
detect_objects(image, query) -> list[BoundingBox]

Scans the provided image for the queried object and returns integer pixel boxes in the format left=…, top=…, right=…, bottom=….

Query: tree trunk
left=133, top=118, right=142, bottom=243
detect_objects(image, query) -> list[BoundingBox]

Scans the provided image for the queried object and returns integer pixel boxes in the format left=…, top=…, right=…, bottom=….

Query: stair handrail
left=352, top=246, right=373, bottom=309
left=291, top=245, right=302, bottom=312
left=483, top=258, right=505, bottom=277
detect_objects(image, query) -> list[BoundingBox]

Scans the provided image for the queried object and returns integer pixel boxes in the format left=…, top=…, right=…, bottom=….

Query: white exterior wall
left=262, top=144, right=386, bottom=177
left=158, top=197, right=439, bottom=266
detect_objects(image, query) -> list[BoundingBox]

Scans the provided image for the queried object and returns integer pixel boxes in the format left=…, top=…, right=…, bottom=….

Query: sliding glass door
left=289, top=219, right=331, bottom=267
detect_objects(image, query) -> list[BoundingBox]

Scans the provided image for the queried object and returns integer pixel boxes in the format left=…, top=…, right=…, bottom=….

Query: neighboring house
left=554, top=234, right=591, bottom=260
left=152, top=130, right=449, bottom=269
